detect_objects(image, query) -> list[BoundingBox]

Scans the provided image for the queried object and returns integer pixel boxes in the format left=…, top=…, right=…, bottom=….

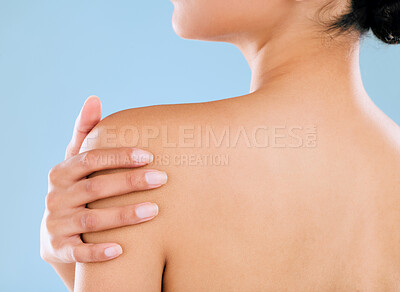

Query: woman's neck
left=233, top=29, right=368, bottom=104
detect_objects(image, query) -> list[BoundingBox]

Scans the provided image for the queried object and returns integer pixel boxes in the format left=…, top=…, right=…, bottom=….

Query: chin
left=171, top=12, right=204, bottom=40
left=171, top=12, right=191, bottom=39
left=171, top=7, right=229, bottom=41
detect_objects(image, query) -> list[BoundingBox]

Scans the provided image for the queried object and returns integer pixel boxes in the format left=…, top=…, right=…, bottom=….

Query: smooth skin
left=40, top=96, right=167, bottom=291
left=75, top=99, right=400, bottom=291
left=74, top=0, right=400, bottom=291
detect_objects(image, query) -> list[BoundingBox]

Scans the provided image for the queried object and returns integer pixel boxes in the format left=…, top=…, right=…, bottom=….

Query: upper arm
left=74, top=223, right=165, bottom=292
left=74, top=110, right=168, bottom=292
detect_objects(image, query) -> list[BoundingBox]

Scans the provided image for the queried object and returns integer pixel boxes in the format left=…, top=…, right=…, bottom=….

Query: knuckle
left=125, top=172, right=136, bottom=189
left=79, top=212, right=98, bottom=232
left=71, top=247, right=82, bottom=262
left=79, top=150, right=102, bottom=170
left=73, top=246, right=96, bottom=263
left=45, top=192, right=58, bottom=212
left=88, top=248, right=98, bottom=261
left=48, top=166, right=60, bottom=184
left=49, top=236, right=62, bottom=251
left=84, top=178, right=100, bottom=196
left=44, top=215, right=57, bottom=233
left=118, top=207, right=134, bottom=225
left=78, top=151, right=92, bottom=169
left=124, top=148, right=134, bottom=161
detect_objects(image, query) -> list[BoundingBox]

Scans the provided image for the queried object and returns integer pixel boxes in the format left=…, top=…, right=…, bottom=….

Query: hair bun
left=330, top=0, right=400, bottom=45
left=369, top=0, right=400, bottom=44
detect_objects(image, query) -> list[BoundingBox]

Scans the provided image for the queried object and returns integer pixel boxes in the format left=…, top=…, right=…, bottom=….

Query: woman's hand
left=41, top=146, right=163, bottom=262
left=40, top=96, right=167, bottom=291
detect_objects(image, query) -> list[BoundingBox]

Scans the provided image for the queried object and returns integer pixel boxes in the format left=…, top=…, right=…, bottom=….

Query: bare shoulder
left=76, top=99, right=236, bottom=288
left=362, top=110, right=400, bottom=182
left=78, top=100, right=220, bottom=225
left=81, top=101, right=232, bottom=152
left=76, top=102, right=220, bottom=291
left=79, top=98, right=236, bottom=225
left=75, top=96, right=400, bottom=290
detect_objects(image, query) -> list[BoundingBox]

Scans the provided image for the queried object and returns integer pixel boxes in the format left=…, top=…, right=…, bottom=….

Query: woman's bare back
left=76, top=90, right=400, bottom=291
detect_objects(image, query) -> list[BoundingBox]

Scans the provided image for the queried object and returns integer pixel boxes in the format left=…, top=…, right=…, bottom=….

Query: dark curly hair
left=330, top=0, right=400, bottom=44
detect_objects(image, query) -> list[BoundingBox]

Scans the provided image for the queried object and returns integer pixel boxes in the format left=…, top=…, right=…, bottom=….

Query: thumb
left=65, top=96, right=102, bottom=160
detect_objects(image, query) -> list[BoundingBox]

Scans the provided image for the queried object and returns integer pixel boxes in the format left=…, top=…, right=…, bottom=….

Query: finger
left=58, top=147, right=154, bottom=182
left=70, top=169, right=168, bottom=206
left=65, top=96, right=102, bottom=160
left=69, top=243, right=123, bottom=263
left=66, top=202, right=159, bottom=235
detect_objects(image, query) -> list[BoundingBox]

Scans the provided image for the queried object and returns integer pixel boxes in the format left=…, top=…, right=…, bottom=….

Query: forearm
left=51, top=262, right=75, bottom=292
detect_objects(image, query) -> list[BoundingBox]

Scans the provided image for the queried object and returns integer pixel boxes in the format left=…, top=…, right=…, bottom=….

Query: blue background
left=0, top=1, right=398, bottom=291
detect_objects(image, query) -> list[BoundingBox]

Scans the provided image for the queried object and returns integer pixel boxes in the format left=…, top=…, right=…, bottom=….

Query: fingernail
left=136, top=203, right=159, bottom=219
left=145, top=171, right=168, bottom=186
left=104, top=245, right=123, bottom=258
left=132, top=149, right=153, bottom=164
